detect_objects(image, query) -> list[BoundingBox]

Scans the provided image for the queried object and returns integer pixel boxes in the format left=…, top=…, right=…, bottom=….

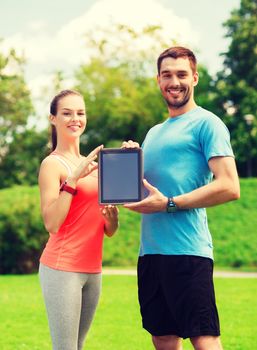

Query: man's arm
left=123, top=156, right=240, bottom=214
left=174, top=156, right=240, bottom=209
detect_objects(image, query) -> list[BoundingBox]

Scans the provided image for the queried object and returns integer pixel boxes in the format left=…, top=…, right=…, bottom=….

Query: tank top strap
left=50, top=153, right=72, bottom=176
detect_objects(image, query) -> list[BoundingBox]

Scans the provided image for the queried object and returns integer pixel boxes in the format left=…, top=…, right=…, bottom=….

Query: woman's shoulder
left=39, top=154, right=66, bottom=174
left=40, top=154, right=59, bottom=166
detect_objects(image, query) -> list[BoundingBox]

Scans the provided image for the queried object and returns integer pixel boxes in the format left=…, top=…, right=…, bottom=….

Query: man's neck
left=168, top=101, right=198, bottom=118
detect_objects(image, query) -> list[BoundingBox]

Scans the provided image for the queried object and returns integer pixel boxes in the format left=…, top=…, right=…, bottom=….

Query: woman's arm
left=39, top=145, right=103, bottom=233
left=38, top=157, right=75, bottom=233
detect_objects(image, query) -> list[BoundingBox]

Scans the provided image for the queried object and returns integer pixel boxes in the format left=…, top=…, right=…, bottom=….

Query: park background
left=0, top=0, right=257, bottom=349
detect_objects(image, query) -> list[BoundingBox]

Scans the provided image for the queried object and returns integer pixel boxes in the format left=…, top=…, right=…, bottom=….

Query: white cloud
left=57, top=0, right=199, bottom=63
left=2, top=31, right=54, bottom=64
left=3, top=0, right=199, bottom=65
left=27, top=73, right=77, bottom=130
left=28, top=20, right=48, bottom=31
left=2, top=0, right=200, bottom=126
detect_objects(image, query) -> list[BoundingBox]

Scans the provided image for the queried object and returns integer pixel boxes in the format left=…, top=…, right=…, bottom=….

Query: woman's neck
left=55, top=140, right=81, bottom=157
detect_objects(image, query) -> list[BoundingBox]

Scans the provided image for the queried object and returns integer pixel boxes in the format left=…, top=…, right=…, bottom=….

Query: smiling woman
left=48, top=90, right=87, bottom=151
left=37, top=89, right=119, bottom=350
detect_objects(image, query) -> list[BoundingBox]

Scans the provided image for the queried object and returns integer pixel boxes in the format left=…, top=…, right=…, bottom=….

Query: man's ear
left=49, top=114, right=56, bottom=125
left=193, top=71, right=199, bottom=87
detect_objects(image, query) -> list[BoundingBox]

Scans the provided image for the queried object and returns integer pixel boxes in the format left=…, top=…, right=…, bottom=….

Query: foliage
left=215, top=0, right=257, bottom=176
left=76, top=61, right=220, bottom=155
left=0, top=179, right=257, bottom=274
left=75, top=57, right=167, bottom=152
left=0, top=128, right=49, bottom=188
left=1, top=3, right=256, bottom=188
left=194, top=65, right=218, bottom=113
left=0, top=44, right=37, bottom=188
left=0, top=46, right=34, bottom=160
left=75, top=25, right=222, bottom=154
left=0, top=274, right=256, bottom=349
left=74, top=24, right=170, bottom=152
left=208, top=178, right=257, bottom=268
left=0, top=186, right=47, bottom=274
left=2, top=12, right=256, bottom=186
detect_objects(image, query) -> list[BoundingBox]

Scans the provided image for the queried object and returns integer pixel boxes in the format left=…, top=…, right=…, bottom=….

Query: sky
left=0, top=0, right=240, bottom=128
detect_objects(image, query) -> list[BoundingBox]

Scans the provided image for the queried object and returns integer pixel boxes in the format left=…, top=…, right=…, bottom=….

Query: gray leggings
left=39, top=263, right=102, bottom=350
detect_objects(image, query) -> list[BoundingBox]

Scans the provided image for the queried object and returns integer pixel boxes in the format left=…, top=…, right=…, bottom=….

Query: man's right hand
left=123, top=179, right=167, bottom=214
left=121, top=140, right=140, bottom=148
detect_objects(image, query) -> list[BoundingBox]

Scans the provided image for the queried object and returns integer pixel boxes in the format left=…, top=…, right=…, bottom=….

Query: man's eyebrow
left=160, top=69, right=188, bottom=74
left=61, top=108, right=85, bottom=111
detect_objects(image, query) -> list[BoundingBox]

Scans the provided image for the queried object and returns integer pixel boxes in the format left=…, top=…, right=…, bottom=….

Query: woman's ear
left=49, top=114, right=56, bottom=125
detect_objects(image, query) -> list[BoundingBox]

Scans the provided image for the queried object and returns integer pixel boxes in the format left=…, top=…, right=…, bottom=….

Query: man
left=123, top=47, right=240, bottom=350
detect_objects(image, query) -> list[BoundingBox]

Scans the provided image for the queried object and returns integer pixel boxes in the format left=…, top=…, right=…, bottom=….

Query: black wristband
left=166, top=197, right=177, bottom=213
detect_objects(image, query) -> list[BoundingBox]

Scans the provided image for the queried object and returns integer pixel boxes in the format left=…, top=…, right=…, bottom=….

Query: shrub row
left=0, top=186, right=48, bottom=273
left=0, top=179, right=257, bottom=273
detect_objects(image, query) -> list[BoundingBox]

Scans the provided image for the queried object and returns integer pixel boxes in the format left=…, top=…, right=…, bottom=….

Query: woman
left=38, top=89, right=119, bottom=350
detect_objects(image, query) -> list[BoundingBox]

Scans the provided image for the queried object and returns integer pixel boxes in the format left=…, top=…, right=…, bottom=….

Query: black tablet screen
left=99, top=148, right=143, bottom=204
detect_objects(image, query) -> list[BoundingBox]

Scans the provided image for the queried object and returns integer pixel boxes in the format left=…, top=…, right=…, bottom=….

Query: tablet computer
left=98, top=148, right=143, bottom=204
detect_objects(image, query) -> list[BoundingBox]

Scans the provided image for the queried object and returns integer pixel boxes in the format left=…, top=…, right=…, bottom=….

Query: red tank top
left=40, top=154, right=105, bottom=273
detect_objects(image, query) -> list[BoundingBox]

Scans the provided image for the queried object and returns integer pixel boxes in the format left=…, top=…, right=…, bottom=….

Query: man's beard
left=164, top=88, right=191, bottom=109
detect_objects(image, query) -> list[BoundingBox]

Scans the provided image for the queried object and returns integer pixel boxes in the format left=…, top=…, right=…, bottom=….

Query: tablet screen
left=98, top=148, right=143, bottom=204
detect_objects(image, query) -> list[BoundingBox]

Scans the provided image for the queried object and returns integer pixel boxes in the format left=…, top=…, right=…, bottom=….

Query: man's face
left=157, top=57, right=198, bottom=110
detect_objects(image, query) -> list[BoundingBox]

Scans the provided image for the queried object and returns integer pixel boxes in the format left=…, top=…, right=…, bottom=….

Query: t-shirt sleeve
left=199, top=115, right=234, bottom=161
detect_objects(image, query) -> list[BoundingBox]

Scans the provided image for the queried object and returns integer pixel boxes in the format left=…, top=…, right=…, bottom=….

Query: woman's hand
left=100, top=205, right=119, bottom=237
left=68, top=145, right=103, bottom=185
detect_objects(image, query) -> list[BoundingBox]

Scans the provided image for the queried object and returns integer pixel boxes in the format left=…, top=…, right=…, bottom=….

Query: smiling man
left=123, top=47, right=240, bottom=350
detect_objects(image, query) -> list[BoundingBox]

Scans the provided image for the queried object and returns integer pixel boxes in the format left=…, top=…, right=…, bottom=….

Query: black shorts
left=137, top=255, right=220, bottom=339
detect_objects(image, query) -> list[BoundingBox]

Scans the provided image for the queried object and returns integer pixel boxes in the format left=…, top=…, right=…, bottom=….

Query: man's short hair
left=157, top=46, right=197, bottom=75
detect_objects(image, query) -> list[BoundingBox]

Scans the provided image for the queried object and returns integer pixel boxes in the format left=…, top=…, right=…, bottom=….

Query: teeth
left=168, top=89, right=180, bottom=93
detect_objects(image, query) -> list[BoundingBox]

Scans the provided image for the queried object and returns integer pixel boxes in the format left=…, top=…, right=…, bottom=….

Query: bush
left=0, top=186, right=47, bottom=274
left=0, top=179, right=257, bottom=274
left=208, top=178, right=257, bottom=269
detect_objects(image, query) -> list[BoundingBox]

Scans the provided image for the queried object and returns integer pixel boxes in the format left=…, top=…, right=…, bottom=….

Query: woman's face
left=51, top=94, right=87, bottom=139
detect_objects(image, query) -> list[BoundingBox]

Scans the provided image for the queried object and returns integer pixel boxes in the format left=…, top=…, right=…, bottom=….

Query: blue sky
left=0, top=0, right=240, bottom=126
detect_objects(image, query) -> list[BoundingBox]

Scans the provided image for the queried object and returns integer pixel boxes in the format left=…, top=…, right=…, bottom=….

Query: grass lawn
left=0, top=274, right=256, bottom=350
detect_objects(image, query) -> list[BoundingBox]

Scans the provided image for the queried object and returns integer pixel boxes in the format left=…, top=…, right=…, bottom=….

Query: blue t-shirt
left=140, top=106, right=234, bottom=260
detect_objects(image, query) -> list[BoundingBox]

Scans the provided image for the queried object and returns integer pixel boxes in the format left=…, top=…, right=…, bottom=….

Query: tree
left=0, top=26, right=224, bottom=187
left=74, top=24, right=172, bottom=152
left=195, top=65, right=218, bottom=113
left=75, top=57, right=167, bottom=152
left=0, top=128, right=49, bottom=188
left=215, top=0, right=257, bottom=176
left=0, top=45, right=35, bottom=186
left=74, top=25, right=217, bottom=153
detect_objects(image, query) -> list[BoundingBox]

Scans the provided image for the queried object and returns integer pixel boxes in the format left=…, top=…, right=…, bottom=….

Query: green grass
left=0, top=274, right=256, bottom=350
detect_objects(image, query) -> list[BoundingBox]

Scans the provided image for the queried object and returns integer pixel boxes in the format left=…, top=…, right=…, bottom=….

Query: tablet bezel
left=98, top=148, right=143, bottom=204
